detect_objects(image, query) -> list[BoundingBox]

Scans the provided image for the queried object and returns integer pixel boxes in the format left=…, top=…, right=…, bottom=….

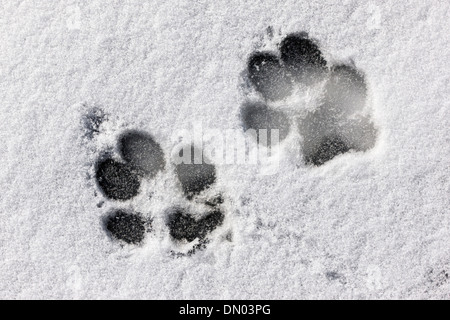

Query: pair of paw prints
left=241, top=32, right=377, bottom=166
left=94, top=130, right=224, bottom=253
left=85, top=31, right=379, bottom=254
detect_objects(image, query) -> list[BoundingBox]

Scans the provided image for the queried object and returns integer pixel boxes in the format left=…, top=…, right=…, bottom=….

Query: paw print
left=241, top=32, right=377, bottom=165
left=93, top=129, right=225, bottom=254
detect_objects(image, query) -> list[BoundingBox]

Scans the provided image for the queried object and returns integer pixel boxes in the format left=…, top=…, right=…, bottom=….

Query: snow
left=0, top=0, right=449, bottom=299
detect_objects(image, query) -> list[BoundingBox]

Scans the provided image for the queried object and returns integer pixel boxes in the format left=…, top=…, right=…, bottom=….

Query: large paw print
left=94, top=130, right=225, bottom=254
left=241, top=32, right=377, bottom=165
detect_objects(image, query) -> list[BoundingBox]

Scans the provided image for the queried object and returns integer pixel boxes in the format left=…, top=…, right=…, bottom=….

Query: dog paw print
left=94, top=130, right=225, bottom=253
left=241, top=32, right=378, bottom=165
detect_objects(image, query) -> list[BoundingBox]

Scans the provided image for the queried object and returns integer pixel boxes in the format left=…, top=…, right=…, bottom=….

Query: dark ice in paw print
left=280, top=33, right=327, bottom=82
left=167, top=209, right=198, bottom=242
left=104, top=210, right=147, bottom=244
left=323, top=65, right=368, bottom=118
left=248, top=52, right=292, bottom=101
left=118, top=130, right=165, bottom=178
left=199, top=209, right=224, bottom=237
left=241, top=102, right=290, bottom=145
left=168, top=208, right=224, bottom=243
left=306, top=135, right=350, bottom=166
left=94, top=130, right=165, bottom=201
left=95, top=158, right=140, bottom=201
left=341, top=117, right=377, bottom=152
left=175, top=146, right=216, bottom=200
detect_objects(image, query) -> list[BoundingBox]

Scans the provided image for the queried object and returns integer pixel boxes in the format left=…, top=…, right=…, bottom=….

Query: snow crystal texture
left=0, top=0, right=449, bottom=299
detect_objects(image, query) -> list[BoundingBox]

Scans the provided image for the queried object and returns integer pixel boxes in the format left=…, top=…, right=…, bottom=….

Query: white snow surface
left=0, top=0, right=449, bottom=299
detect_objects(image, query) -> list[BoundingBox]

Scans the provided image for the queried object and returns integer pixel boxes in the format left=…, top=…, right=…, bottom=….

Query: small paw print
left=92, top=129, right=226, bottom=254
left=241, top=32, right=378, bottom=166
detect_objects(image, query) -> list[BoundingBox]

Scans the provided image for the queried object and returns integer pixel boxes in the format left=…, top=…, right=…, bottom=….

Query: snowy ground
left=0, top=0, right=449, bottom=299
